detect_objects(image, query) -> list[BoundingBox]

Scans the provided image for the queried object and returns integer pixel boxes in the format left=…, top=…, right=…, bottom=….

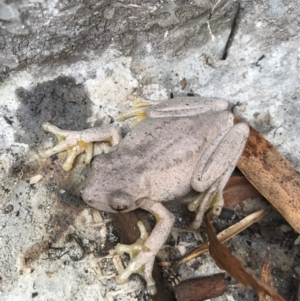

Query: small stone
left=29, top=175, right=43, bottom=184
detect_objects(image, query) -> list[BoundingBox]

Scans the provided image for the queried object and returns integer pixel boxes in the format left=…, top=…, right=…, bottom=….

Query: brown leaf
left=235, top=116, right=300, bottom=234
left=224, top=176, right=261, bottom=207
left=205, top=210, right=286, bottom=301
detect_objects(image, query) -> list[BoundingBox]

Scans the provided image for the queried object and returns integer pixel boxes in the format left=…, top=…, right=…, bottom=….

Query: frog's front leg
left=190, top=122, right=249, bottom=228
left=115, top=199, right=175, bottom=295
left=39, top=122, right=121, bottom=171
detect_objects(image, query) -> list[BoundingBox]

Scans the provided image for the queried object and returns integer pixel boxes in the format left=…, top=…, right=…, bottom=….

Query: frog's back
left=117, top=111, right=233, bottom=201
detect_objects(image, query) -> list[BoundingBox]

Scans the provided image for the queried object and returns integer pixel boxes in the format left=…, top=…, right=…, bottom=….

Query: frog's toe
left=117, top=95, right=154, bottom=126
left=62, top=144, right=84, bottom=171
left=212, top=203, right=223, bottom=216
left=115, top=221, right=149, bottom=258
left=146, top=283, right=157, bottom=295
left=144, top=274, right=157, bottom=295
left=62, top=141, right=93, bottom=171
left=115, top=272, right=129, bottom=285
left=189, top=186, right=224, bottom=229
left=116, top=254, right=157, bottom=295
left=192, top=220, right=202, bottom=229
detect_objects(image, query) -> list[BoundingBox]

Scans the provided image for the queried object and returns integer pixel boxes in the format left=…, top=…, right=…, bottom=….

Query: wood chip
left=235, top=116, right=300, bottom=234
left=224, top=175, right=261, bottom=207
left=174, top=273, right=227, bottom=301
left=259, top=247, right=274, bottom=301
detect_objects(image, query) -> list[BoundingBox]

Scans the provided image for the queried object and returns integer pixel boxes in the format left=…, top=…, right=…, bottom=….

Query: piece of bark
left=110, top=211, right=175, bottom=301
left=110, top=211, right=141, bottom=245
left=174, top=273, right=227, bottom=301
left=235, top=116, right=300, bottom=234
left=224, top=175, right=261, bottom=207
left=259, top=247, right=275, bottom=301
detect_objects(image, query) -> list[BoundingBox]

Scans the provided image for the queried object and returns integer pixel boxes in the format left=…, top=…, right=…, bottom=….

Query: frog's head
left=82, top=186, right=139, bottom=213
left=81, top=169, right=138, bottom=212
left=81, top=155, right=139, bottom=213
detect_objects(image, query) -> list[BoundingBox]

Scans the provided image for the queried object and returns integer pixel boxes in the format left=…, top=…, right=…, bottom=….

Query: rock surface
left=1, top=1, right=300, bottom=300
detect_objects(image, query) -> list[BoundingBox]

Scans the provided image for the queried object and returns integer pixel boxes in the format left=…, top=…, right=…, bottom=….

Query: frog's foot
left=117, top=96, right=154, bottom=126
left=39, top=122, right=121, bottom=171
left=188, top=180, right=225, bottom=229
left=115, top=221, right=157, bottom=295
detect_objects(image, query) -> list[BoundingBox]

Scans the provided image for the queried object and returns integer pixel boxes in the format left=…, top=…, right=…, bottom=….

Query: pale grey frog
left=40, top=97, right=249, bottom=295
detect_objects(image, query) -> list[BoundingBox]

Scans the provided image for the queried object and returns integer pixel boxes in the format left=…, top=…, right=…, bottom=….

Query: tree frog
left=40, top=97, right=249, bottom=295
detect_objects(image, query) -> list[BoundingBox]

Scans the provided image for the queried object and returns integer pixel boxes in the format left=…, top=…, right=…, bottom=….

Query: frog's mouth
left=109, top=198, right=130, bottom=212
left=135, top=198, right=146, bottom=208
left=108, top=190, right=135, bottom=212
left=108, top=196, right=147, bottom=213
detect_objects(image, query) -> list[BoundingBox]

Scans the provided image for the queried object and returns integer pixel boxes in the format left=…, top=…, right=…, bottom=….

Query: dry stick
left=235, top=116, right=300, bottom=234
left=174, top=273, right=227, bottom=301
left=178, top=209, right=266, bottom=265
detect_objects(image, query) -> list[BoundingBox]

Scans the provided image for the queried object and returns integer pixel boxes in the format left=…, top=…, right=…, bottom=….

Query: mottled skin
left=41, top=97, right=249, bottom=294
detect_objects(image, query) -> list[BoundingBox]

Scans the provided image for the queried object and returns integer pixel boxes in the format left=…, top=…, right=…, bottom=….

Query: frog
left=39, top=97, right=249, bottom=295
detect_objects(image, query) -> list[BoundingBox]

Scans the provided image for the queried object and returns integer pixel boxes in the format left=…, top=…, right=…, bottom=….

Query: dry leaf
left=224, top=176, right=261, bottom=207
left=179, top=209, right=266, bottom=264
left=205, top=210, right=286, bottom=301
left=235, top=117, right=300, bottom=234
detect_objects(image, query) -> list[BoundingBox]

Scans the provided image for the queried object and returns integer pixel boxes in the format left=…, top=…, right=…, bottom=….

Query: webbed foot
left=115, top=221, right=157, bottom=295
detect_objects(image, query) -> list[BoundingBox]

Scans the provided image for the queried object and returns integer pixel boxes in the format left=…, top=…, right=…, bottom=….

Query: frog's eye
left=85, top=198, right=95, bottom=206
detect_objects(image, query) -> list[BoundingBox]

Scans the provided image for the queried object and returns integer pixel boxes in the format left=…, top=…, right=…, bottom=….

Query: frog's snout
left=81, top=187, right=94, bottom=206
left=108, top=198, right=130, bottom=212
left=108, top=190, right=134, bottom=212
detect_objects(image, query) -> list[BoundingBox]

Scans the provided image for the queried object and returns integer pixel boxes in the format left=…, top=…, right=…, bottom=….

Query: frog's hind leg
left=117, top=96, right=154, bottom=126
left=39, top=122, right=121, bottom=171
left=189, top=122, right=249, bottom=228
left=118, top=96, right=229, bottom=124
left=146, top=97, right=229, bottom=118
